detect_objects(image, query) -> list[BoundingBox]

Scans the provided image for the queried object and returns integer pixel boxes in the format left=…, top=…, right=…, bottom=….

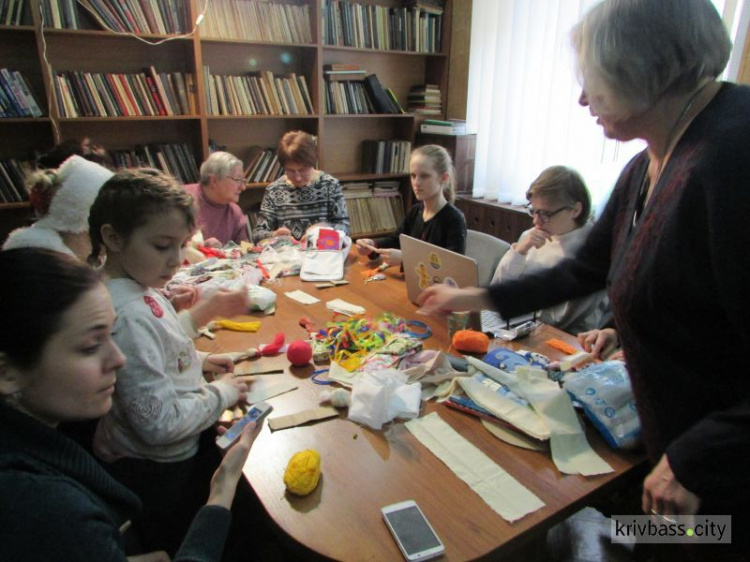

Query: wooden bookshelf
left=0, top=0, right=453, bottom=240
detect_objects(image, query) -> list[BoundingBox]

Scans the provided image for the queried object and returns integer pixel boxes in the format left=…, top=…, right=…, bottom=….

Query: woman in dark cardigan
left=0, top=249, right=258, bottom=561
left=419, top=1, right=749, bottom=558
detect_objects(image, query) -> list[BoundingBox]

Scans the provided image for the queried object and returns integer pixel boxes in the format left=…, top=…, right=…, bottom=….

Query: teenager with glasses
left=491, top=165, right=607, bottom=334
left=183, top=151, right=250, bottom=247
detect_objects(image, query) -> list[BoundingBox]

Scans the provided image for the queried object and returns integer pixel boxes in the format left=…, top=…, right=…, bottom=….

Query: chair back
left=465, top=229, right=511, bottom=286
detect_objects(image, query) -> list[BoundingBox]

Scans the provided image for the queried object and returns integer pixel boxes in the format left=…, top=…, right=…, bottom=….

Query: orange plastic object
left=545, top=338, right=579, bottom=355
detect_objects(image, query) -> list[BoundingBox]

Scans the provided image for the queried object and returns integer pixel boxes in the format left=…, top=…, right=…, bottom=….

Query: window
left=466, top=0, right=748, bottom=213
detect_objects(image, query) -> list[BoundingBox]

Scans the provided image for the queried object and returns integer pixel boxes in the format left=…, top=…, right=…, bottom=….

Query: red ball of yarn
left=287, top=340, right=312, bottom=366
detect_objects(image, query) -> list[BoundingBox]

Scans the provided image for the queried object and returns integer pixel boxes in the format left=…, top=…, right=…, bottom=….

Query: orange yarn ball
left=452, top=330, right=490, bottom=354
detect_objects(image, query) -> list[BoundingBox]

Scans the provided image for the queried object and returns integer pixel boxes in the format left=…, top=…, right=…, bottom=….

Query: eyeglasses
left=525, top=204, right=570, bottom=222
left=226, top=175, right=245, bottom=184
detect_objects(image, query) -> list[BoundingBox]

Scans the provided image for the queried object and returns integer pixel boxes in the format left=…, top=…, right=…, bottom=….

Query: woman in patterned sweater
left=252, top=131, right=350, bottom=243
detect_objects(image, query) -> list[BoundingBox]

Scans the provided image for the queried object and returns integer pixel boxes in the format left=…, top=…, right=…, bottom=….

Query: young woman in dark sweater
left=0, top=249, right=259, bottom=562
left=356, top=144, right=467, bottom=266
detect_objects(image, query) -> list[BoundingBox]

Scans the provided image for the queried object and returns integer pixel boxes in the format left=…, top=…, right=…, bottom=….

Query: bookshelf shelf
left=323, top=45, right=448, bottom=58
left=207, top=115, right=319, bottom=121
left=40, top=28, right=194, bottom=41
left=0, top=25, right=34, bottom=33
left=0, top=118, right=52, bottom=124
left=200, top=37, right=317, bottom=48
left=337, top=172, right=409, bottom=181
left=324, top=114, right=414, bottom=119
left=0, top=0, right=453, bottom=240
left=0, top=202, right=31, bottom=210
left=352, top=229, right=398, bottom=239
left=58, top=116, right=201, bottom=122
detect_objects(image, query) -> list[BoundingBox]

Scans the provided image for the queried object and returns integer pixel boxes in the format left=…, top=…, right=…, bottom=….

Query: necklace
left=652, top=81, right=710, bottom=181
left=634, top=82, right=711, bottom=226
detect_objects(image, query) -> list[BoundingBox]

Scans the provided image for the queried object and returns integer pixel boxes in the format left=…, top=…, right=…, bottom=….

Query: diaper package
left=562, top=360, right=641, bottom=449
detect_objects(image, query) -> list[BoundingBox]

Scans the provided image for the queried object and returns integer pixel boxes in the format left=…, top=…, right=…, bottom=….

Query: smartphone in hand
left=216, top=401, right=272, bottom=449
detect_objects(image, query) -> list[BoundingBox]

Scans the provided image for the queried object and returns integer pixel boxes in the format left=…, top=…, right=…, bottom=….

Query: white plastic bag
left=348, top=369, right=421, bottom=430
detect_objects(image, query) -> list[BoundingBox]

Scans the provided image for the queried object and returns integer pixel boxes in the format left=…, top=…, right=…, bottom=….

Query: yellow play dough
left=283, top=449, right=321, bottom=496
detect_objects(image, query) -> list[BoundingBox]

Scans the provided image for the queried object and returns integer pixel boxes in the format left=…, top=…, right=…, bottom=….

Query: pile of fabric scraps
left=443, top=355, right=613, bottom=476
left=169, top=257, right=263, bottom=293
left=255, top=237, right=303, bottom=277
left=311, top=313, right=415, bottom=372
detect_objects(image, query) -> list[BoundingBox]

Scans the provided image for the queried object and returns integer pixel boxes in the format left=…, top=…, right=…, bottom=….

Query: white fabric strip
left=325, top=298, right=365, bottom=316
left=405, top=413, right=545, bottom=523
left=458, top=378, right=550, bottom=440
left=284, top=290, right=320, bottom=304
left=516, top=367, right=613, bottom=476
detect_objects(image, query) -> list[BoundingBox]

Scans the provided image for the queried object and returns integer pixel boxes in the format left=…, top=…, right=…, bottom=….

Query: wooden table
left=196, top=255, right=646, bottom=561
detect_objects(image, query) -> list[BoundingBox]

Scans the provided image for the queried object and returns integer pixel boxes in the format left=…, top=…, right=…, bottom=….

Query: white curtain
left=466, top=0, right=746, bottom=211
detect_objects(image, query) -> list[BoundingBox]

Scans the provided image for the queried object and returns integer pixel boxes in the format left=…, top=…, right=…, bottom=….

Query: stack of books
left=405, top=0, right=445, bottom=15
left=243, top=147, right=283, bottom=184
left=324, top=63, right=366, bottom=82
left=203, top=67, right=313, bottom=117
left=0, top=69, right=43, bottom=118
left=420, top=119, right=467, bottom=135
left=202, top=0, right=313, bottom=43
left=407, top=84, right=441, bottom=115
left=109, top=143, right=199, bottom=184
left=361, top=140, right=411, bottom=174
left=0, top=158, right=30, bottom=203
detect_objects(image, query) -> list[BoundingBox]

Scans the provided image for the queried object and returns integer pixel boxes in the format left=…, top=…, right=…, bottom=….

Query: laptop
left=400, top=234, right=536, bottom=334
left=400, top=234, right=478, bottom=305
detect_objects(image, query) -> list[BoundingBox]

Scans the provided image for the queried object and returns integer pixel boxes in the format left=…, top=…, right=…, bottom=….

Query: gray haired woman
left=418, top=2, right=749, bottom=555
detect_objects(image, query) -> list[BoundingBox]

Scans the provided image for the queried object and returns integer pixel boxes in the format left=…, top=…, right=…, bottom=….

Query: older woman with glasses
left=183, top=151, right=249, bottom=247
left=491, top=166, right=607, bottom=334
left=252, top=131, right=350, bottom=243
left=418, top=0, right=750, bottom=550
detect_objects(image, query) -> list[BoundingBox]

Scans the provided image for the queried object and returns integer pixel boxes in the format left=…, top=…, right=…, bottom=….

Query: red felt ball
left=287, top=340, right=313, bottom=366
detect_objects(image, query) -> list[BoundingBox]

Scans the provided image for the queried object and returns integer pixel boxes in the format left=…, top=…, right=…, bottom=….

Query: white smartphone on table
left=382, top=500, right=445, bottom=561
left=215, top=401, right=272, bottom=449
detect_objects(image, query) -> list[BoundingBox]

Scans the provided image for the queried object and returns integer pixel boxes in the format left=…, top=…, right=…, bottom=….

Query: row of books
left=202, top=0, right=313, bottom=44
left=76, top=0, right=189, bottom=34
left=342, top=180, right=404, bottom=235
left=361, top=140, right=411, bottom=174
left=203, top=68, right=313, bottom=117
left=0, top=158, right=30, bottom=204
left=40, top=0, right=81, bottom=29
left=243, top=147, right=284, bottom=184
left=0, top=69, right=43, bottom=118
left=0, top=0, right=26, bottom=26
left=408, top=84, right=441, bottom=115
left=325, top=81, right=374, bottom=115
left=323, top=0, right=443, bottom=53
left=53, top=68, right=194, bottom=118
left=109, top=143, right=199, bottom=184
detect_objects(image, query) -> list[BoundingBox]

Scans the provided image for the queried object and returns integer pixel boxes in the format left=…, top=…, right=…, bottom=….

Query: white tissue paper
left=348, top=369, right=421, bottom=430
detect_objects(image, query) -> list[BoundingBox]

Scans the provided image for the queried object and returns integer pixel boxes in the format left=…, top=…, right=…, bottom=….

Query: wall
left=447, top=0, right=471, bottom=119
